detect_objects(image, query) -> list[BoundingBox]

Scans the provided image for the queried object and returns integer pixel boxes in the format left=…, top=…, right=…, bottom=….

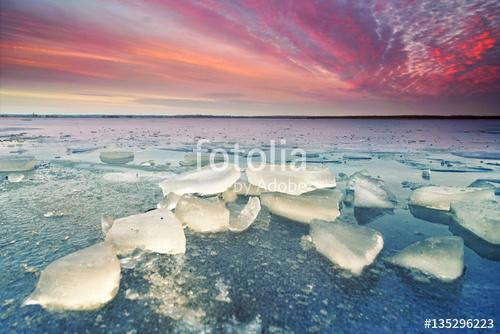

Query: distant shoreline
left=1, top=114, right=499, bottom=119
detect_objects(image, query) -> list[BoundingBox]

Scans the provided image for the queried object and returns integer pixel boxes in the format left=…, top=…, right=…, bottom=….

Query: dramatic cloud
left=0, top=0, right=498, bottom=115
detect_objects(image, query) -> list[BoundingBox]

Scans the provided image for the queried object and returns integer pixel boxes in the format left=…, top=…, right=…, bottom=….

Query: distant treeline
left=0, top=114, right=498, bottom=119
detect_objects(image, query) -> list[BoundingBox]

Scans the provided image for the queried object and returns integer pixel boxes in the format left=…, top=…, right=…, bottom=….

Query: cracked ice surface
left=0, top=118, right=499, bottom=333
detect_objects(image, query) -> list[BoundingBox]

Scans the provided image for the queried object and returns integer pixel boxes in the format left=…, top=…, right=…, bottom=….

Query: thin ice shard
left=159, top=163, right=240, bottom=196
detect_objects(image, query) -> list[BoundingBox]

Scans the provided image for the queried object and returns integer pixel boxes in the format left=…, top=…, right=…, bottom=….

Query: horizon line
left=0, top=114, right=499, bottom=120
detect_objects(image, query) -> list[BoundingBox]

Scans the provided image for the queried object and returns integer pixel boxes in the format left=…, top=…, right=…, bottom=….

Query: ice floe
left=24, top=242, right=120, bottom=310
left=468, top=179, right=500, bottom=195
left=246, top=164, right=336, bottom=195
left=450, top=201, right=499, bottom=246
left=99, top=151, right=134, bottom=164
left=310, top=220, right=383, bottom=275
left=175, top=196, right=230, bottom=233
left=387, top=236, right=464, bottom=282
left=159, top=163, right=240, bottom=196
left=7, top=173, right=24, bottom=183
left=104, top=209, right=186, bottom=255
left=0, top=155, right=36, bottom=172
left=261, top=189, right=341, bottom=224
left=229, top=197, right=261, bottom=232
left=346, top=171, right=396, bottom=209
left=409, top=186, right=495, bottom=211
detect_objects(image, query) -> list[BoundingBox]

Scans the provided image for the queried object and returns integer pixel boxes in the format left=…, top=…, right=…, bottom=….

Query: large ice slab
left=0, top=155, right=36, bottom=172
left=99, top=151, right=134, bottom=164
left=246, top=164, right=336, bottom=195
left=409, top=186, right=495, bottom=211
left=261, top=189, right=342, bottom=224
left=346, top=172, right=396, bottom=209
left=229, top=197, right=261, bottom=232
left=387, top=236, right=464, bottom=282
left=450, top=201, right=499, bottom=245
left=175, top=196, right=230, bottom=233
left=159, top=163, right=241, bottom=196
left=104, top=209, right=186, bottom=255
left=24, top=242, right=120, bottom=310
left=310, top=220, right=383, bottom=275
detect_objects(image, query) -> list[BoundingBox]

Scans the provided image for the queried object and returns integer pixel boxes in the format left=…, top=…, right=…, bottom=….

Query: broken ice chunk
left=450, top=201, right=499, bottom=246
left=24, top=242, right=120, bottom=310
left=310, top=220, right=384, bottom=275
left=246, top=164, right=336, bottom=195
left=175, top=196, right=230, bottom=233
left=468, top=179, right=500, bottom=195
left=104, top=209, right=186, bottom=255
left=157, top=192, right=182, bottom=210
left=347, top=172, right=396, bottom=209
left=7, top=173, right=24, bottom=183
left=159, top=163, right=240, bottom=196
left=44, top=211, right=65, bottom=218
left=261, top=189, right=342, bottom=224
left=387, top=236, right=464, bottom=282
left=409, top=186, right=495, bottom=211
left=99, top=151, right=134, bottom=164
left=0, top=155, right=36, bottom=172
left=229, top=197, right=261, bottom=232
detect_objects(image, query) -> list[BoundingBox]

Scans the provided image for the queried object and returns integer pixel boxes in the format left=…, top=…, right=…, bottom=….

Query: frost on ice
left=261, top=189, right=342, bottom=224
left=387, top=236, right=464, bottom=282
left=310, top=220, right=384, bottom=275
left=99, top=151, right=135, bottom=165
left=0, top=155, right=36, bottom=172
left=450, top=201, right=500, bottom=246
left=102, top=172, right=139, bottom=183
left=346, top=171, right=396, bottom=209
left=175, top=196, right=230, bottom=233
left=159, top=163, right=241, bottom=196
left=409, top=186, right=495, bottom=211
left=104, top=209, right=186, bottom=255
left=246, top=164, right=336, bottom=195
left=229, top=197, right=261, bottom=232
left=24, top=242, right=120, bottom=310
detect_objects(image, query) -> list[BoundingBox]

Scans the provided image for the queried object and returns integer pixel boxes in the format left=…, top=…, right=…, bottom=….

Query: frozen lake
left=0, top=117, right=499, bottom=333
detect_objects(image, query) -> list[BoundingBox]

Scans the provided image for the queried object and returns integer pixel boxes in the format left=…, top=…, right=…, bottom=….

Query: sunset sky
left=0, top=0, right=499, bottom=116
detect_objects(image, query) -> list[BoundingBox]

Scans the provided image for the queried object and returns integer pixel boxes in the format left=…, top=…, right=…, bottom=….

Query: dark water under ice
left=0, top=118, right=499, bottom=333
